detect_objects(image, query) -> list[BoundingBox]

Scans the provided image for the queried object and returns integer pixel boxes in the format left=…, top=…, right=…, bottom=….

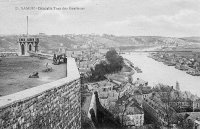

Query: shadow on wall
left=88, top=91, right=122, bottom=129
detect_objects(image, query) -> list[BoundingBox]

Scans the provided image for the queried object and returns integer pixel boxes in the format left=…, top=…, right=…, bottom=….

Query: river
left=122, top=52, right=200, bottom=96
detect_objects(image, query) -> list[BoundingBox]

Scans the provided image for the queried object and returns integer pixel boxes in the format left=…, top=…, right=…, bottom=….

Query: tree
left=106, top=49, right=118, bottom=63
left=105, top=49, right=124, bottom=73
left=88, top=49, right=124, bottom=82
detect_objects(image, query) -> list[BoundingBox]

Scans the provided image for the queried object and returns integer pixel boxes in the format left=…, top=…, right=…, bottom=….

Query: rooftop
left=116, top=96, right=144, bottom=115
left=126, top=104, right=144, bottom=115
left=178, top=112, right=200, bottom=121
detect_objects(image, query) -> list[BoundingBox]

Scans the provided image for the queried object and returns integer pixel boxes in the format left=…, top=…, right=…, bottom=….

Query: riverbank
left=122, top=52, right=200, bottom=96
left=149, top=52, right=200, bottom=76
left=105, top=60, right=135, bottom=83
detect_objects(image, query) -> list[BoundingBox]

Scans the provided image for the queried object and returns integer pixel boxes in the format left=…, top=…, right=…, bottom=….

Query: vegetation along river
left=122, top=52, right=200, bottom=96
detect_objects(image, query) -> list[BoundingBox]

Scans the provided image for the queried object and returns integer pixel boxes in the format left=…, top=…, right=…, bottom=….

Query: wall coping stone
left=0, top=57, right=80, bottom=108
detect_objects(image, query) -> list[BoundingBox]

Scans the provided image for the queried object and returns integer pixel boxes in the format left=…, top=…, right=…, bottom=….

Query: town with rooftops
left=1, top=0, right=200, bottom=129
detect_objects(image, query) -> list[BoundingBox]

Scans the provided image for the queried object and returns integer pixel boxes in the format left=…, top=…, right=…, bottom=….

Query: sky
left=0, top=0, right=200, bottom=37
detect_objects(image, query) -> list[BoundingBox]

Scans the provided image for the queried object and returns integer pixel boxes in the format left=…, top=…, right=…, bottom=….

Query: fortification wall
left=0, top=52, right=18, bottom=57
left=0, top=58, right=81, bottom=129
left=87, top=92, right=97, bottom=120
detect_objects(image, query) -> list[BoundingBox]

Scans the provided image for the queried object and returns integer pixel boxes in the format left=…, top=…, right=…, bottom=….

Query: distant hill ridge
left=179, top=37, right=200, bottom=43
left=0, top=34, right=198, bottom=52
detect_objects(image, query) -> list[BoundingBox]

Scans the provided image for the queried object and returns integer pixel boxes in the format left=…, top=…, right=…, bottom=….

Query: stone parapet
left=0, top=57, right=81, bottom=129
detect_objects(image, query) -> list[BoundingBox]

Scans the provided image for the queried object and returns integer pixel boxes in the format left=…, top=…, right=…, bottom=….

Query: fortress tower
left=17, top=37, right=39, bottom=56
left=17, top=16, right=39, bottom=56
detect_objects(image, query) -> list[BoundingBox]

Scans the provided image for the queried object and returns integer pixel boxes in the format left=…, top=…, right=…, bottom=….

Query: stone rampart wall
left=0, top=52, right=18, bottom=57
left=0, top=58, right=80, bottom=129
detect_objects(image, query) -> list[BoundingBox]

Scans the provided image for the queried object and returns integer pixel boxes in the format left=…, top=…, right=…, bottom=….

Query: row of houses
left=119, top=77, right=200, bottom=128
left=142, top=88, right=200, bottom=128
left=86, top=73, right=200, bottom=128
left=86, top=78, right=145, bottom=127
left=115, top=95, right=144, bottom=127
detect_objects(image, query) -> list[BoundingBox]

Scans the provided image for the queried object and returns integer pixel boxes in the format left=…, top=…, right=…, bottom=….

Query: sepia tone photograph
left=0, top=0, right=200, bottom=129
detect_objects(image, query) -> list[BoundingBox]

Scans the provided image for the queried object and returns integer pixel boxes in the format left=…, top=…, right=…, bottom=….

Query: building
left=133, top=90, right=144, bottom=104
left=134, top=78, right=148, bottom=87
left=73, top=50, right=83, bottom=56
left=124, top=103, right=144, bottom=127
left=86, top=83, right=99, bottom=92
left=178, top=112, right=200, bottom=129
left=58, top=47, right=67, bottom=54
left=97, top=80, right=119, bottom=109
left=118, top=82, right=133, bottom=98
left=142, top=93, right=152, bottom=100
left=128, top=89, right=144, bottom=104
left=142, top=92, right=176, bottom=126
left=193, top=99, right=200, bottom=111
left=38, top=33, right=46, bottom=36
left=65, top=50, right=83, bottom=58
left=151, top=90, right=194, bottom=113
left=116, top=96, right=144, bottom=127
left=98, top=48, right=109, bottom=55
left=98, top=81, right=118, bottom=100
left=17, top=37, right=39, bottom=56
left=169, top=99, right=193, bottom=112
left=99, top=91, right=118, bottom=109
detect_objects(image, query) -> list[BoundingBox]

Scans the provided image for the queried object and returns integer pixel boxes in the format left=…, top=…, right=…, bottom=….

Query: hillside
left=101, top=35, right=188, bottom=48
left=0, top=34, right=192, bottom=52
left=0, top=35, right=76, bottom=53
left=0, top=35, right=19, bottom=52
left=180, top=37, right=200, bottom=43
